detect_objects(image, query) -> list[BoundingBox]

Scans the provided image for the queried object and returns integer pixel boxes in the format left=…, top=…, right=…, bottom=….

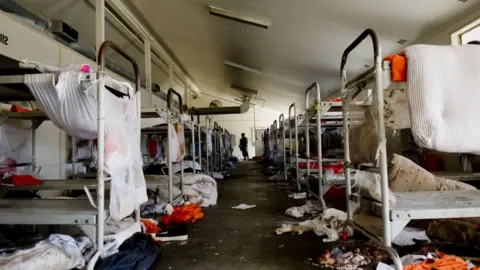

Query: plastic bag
left=175, top=123, right=186, bottom=160
left=354, top=171, right=396, bottom=203
left=163, top=123, right=180, bottom=162
left=206, top=129, right=213, bottom=155
left=25, top=71, right=147, bottom=220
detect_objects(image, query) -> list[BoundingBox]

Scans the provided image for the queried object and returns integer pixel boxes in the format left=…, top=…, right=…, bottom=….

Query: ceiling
left=125, top=0, right=480, bottom=112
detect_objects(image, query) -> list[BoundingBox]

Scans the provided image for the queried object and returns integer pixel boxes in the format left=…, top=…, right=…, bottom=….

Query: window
left=451, top=18, right=480, bottom=45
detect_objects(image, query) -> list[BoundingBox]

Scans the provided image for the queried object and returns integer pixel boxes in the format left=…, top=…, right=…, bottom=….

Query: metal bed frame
left=340, top=28, right=480, bottom=269
left=279, top=113, right=287, bottom=181
left=288, top=103, right=300, bottom=190
left=0, top=40, right=141, bottom=268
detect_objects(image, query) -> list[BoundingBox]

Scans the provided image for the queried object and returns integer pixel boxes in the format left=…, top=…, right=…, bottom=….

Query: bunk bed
left=141, top=88, right=187, bottom=204
left=0, top=40, right=143, bottom=268
left=340, top=28, right=480, bottom=269
left=279, top=113, right=287, bottom=181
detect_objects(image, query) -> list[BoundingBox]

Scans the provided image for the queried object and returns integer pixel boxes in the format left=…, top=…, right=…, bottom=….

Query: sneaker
left=152, top=223, right=188, bottom=242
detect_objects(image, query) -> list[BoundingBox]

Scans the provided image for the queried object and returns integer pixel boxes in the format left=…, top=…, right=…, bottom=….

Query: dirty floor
left=153, top=161, right=328, bottom=270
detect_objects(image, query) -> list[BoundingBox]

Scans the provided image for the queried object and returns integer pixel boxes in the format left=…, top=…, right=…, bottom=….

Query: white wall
left=420, top=6, right=480, bottom=45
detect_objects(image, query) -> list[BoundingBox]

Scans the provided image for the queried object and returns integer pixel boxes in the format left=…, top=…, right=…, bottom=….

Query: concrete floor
left=154, top=161, right=329, bottom=270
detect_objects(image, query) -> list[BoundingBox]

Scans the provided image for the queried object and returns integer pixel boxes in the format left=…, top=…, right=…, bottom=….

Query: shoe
left=152, top=223, right=188, bottom=242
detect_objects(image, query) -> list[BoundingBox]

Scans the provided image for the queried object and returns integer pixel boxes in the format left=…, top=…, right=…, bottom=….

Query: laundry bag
left=25, top=70, right=147, bottom=220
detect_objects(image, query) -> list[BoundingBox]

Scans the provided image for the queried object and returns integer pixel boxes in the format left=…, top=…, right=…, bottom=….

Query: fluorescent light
left=224, top=61, right=262, bottom=75
left=209, top=5, right=271, bottom=29
left=231, top=85, right=258, bottom=95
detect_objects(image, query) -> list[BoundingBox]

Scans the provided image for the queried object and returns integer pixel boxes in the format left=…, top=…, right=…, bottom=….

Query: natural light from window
left=461, top=24, right=480, bottom=44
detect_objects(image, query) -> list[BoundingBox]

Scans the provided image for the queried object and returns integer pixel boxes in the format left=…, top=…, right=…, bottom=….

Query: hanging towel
left=404, top=44, right=480, bottom=153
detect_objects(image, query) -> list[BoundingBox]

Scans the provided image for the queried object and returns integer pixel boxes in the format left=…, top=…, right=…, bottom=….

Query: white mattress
left=405, top=45, right=480, bottom=153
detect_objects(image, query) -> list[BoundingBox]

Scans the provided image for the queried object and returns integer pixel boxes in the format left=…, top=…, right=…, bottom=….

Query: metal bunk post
left=95, top=40, right=140, bottom=264
left=272, top=120, right=278, bottom=165
left=206, top=116, right=212, bottom=175
left=191, top=108, right=201, bottom=173
left=167, top=88, right=184, bottom=202
left=288, top=103, right=299, bottom=190
left=213, top=122, right=219, bottom=171
left=340, top=29, right=401, bottom=269
left=305, top=83, right=326, bottom=209
left=279, top=114, right=286, bottom=181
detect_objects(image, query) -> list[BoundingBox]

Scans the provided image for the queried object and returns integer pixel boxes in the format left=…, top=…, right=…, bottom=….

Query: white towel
left=405, top=44, right=480, bottom=153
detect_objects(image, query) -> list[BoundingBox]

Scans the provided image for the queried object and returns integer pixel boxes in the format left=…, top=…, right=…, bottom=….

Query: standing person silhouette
left=239, top=133, right=249, bottom=160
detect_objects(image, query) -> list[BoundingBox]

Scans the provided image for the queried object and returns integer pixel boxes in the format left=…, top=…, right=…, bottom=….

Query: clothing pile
left=163, top=203, right=204, bottom=225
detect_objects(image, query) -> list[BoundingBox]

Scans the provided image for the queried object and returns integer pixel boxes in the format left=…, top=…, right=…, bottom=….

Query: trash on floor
left=285, top=201, right=322, bottom=218
left=319, top=245, right=390, bottom=270
left=276, top=208, right=352, bottom=242
left=288, top=192, right=307, bottom=199
left=392, top=227, right=430, bottom=246
left=232, top=204, right=256, bottom=210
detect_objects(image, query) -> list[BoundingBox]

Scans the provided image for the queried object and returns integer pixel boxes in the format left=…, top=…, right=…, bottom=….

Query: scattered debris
left=285, top=201, right=321, bottom=218
left=276, top=208, right=352, bottom=242
left=288, top=192, right=307, bottom=200
left=232, top=204, right=256, bottom=210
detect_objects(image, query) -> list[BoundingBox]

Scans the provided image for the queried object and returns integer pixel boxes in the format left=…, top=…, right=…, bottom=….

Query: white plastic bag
left=25, top=71, right=147, bottom=220
left=163, top=123, right=180, bottom=162
left=354, top=171, right=396, bottom=203
left=175, top=123, right=186, bottom=160
left=206, top=129, right=213, bottom=155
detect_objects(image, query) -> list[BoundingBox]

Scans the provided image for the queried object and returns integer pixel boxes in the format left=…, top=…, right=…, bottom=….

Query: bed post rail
left=279, top=114, right=286, bottom=181
left=191, top=108, right=201, bottom=173
left=305, top=82, right=326, bottom=210
left=98, top=41, right=140, bottom=93
left=167, top=88, right=184, bottom=200
left=288, top=103, right=299, bottom=191
left=206, top=116, right=212, bottom=175
left=96, top=40, right=140, bottom=254
left=340, top=29, right=400, bottom=268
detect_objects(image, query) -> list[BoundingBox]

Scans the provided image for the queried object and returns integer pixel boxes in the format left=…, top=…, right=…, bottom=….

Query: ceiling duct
left=196, top=100, right=250, bottom=115
left=231, top=84, right=258, bottom=95
left=209, top=100, right=223, bottom=108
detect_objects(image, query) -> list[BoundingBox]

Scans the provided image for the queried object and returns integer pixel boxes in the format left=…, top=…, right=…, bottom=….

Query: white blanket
left=183, top=173, right=218, bottom=207
left=405, top=44, right=480, bottom=153
left=25, top=70, right=147, bottom=220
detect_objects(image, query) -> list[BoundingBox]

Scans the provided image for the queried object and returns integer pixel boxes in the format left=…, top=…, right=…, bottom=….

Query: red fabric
left=148, top=136, right=158, bottom=158
left=298, top=162, right=344, bottom=174
left=2, top=175, right=43, bottom=186
left=384, top=54, right=407, bottom=82
left=141, top=219, right=160, bottom=234
left=424, top=152, right=442, bottom=172
left=10, top=105, right=32, bottom=112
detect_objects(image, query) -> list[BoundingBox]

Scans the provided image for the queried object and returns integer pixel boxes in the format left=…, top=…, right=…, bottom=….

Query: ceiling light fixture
left=208, top=5, right=271, bottom=29
left=231, top=84, right=259, bottom=95
left=224, top=61, right=262, bottom=75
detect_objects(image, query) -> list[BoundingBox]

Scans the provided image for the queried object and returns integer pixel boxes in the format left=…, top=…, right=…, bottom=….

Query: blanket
left=405, top=44, right=480, bottom=153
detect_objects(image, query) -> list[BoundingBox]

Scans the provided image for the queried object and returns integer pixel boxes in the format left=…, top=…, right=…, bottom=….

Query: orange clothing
left=384, top=54, right=407, bottom=82
left=163, top=203, right=204, bottom=224
left=404, top=253, right=469, bottom=270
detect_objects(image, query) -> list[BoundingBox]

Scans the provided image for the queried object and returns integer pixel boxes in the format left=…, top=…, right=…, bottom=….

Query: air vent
left=397, top=39, right=408, bottom=44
